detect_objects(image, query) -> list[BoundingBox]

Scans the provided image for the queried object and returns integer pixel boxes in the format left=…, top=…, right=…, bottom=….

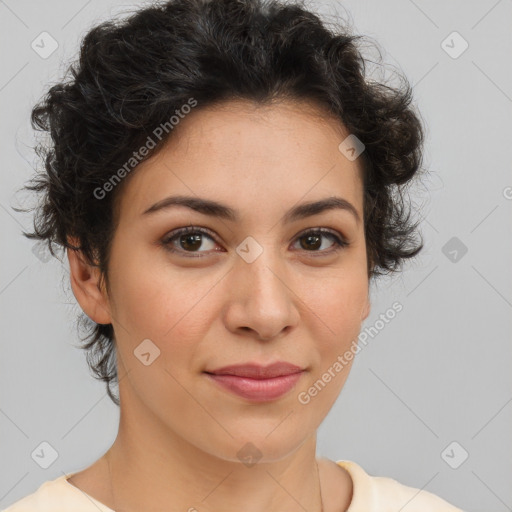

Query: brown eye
left=179, top=233, right=203, bottom=252
left=293, top=229, right=348, bottom=254
left=162, top=226, right=222, bottom=257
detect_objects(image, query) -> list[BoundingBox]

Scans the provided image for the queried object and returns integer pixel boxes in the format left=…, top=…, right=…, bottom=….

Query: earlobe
left=67, top=238, right=112, bottom=325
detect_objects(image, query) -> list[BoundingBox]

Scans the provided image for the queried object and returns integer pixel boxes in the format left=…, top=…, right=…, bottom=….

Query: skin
left=66, top=98, right=371, bottom=512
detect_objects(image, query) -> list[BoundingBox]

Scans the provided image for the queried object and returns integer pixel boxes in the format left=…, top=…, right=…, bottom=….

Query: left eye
left=292, top=229, right=348, bottom=254
left=161, top=226, right=348, bottom=257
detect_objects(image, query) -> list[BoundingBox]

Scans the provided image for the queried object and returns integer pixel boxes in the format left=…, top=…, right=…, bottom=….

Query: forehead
left=115, top=99, right=364, bottom=224
left=169, top=98, right=352, bottom=158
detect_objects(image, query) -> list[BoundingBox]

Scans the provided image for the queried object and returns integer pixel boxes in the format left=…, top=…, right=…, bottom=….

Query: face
left=72, top=99, right=370, bottom=463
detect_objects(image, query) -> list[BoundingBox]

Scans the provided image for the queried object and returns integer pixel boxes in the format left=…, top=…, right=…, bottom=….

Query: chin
left=188, top=426, right=309, bottom=466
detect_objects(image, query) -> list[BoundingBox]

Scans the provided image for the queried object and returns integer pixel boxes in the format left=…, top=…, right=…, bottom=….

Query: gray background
left=1, top=1, right=511, bottom=511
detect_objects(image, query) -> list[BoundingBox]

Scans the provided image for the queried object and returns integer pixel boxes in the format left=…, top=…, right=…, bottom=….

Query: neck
left=105, top=425, right=324, bottom=512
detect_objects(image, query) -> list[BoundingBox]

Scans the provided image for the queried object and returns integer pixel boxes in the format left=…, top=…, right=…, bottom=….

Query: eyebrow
left=142, top=195, right=361, bottom=224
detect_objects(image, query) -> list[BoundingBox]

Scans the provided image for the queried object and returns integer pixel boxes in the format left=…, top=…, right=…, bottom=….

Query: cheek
left=300, top=270, right=368, bottom=338
left=296, top=276, right=366, bottom=413
left=108, top=241, right=204, bottom=335
left=108, top=256, right=223, bottom=377
left=108, top=262, right=218, bottom=409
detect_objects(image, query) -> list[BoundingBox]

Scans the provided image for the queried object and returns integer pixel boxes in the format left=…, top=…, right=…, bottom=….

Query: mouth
left=204, top=361, right=305, bottom=402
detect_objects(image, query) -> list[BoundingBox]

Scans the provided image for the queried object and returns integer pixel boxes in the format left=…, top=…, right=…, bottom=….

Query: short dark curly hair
left=19, top=0, right=425, bottom=406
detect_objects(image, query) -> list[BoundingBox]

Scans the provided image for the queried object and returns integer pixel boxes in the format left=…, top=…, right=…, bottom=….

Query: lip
left=206, top=362, right=304, bottom=379
left=204, top=362, right=305, bottom=402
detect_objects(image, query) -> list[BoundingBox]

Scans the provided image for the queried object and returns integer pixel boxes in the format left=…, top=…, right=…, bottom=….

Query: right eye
left=161, top=226, right=224, bottom=257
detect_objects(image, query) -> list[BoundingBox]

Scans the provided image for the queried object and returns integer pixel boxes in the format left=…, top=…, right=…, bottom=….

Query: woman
left=4, top=0, right=464, bottom=510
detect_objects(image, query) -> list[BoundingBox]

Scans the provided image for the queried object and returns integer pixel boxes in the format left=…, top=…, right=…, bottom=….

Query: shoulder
left=1, top=474, right=113, bottom=512
left=336, top=460, right=466, bottom=511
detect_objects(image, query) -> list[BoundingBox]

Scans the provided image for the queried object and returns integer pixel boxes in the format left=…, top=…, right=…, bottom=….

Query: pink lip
left=204, top=362, right=305, bottom=402
left=206, top=361, right=303, bottom=379
left=205, top=372, right=304, bottom=402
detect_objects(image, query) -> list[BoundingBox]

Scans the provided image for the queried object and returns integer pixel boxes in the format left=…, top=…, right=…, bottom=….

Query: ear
left=67, top=237, right=112, bottom=325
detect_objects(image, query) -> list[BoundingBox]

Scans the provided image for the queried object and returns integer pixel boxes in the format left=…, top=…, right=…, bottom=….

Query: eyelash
left=160, top=225, right=349, bottom=258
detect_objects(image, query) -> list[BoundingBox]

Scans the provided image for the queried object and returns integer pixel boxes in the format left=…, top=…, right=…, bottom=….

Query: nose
left=222, top=249, right=300, bottom=341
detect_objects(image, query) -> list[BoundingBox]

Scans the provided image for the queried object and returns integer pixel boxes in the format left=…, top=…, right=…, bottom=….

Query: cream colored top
left=2, top=460, right=465, bottom=511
